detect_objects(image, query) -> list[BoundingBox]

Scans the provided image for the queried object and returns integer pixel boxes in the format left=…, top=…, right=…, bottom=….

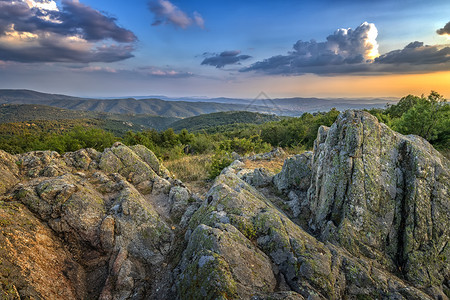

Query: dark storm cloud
left=375, top=42, right=450, bottom=65
left=149, top=0, right=204, bottom=29
left=436, top=21, right=450, bottom=35
left=201, top=50, right=251, bottom=68
left=0, top=0, right=136, bottom=63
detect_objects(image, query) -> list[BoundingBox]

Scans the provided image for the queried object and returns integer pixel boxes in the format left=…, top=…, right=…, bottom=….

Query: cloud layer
left=242, top=22, right=378, bottom=75
left=0, top=0, right=136, bottom=63
left=242, top=22, right=450, bottom=75
left=436, top=21, right=450, bottom=35
left=149, top=0, right=204, bottom=29
left=201, top=50, right=251, bottom=68
left=375, top=41, right=450, bottom=65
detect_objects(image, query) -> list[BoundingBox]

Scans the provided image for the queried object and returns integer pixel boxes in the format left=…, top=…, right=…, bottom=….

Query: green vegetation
left=367, top=91, right=449, bottom=151
left=169, top=111, right=282, bottom=132
left=0, top=104, right=178, bottom=132
left=0, top=91, right=448, bottom=178
left=0, top=123, right=118, bottom=154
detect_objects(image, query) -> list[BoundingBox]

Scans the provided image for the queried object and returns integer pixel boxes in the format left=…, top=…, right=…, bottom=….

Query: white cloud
left=149, top=0, right=205, bottom=29
left=193, top=12, right=205, bottom=29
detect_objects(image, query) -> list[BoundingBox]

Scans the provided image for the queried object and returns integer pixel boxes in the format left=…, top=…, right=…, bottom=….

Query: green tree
left=178, top=129, right=194, bottom=145
left=386, top=94, right=423, bottom=118
left=393, top=91, right=448, bottom=141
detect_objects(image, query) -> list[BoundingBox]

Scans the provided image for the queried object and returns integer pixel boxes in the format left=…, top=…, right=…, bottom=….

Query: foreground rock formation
left=0, top=110, right=448, bottom=299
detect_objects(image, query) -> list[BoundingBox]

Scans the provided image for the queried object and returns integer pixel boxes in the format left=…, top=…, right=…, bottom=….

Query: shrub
left=208, top=150, right=233, bottom=179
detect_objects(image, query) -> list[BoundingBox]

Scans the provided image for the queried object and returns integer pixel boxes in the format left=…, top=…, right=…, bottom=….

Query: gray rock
left=169, top=186, right=191, bottom=221
left=8, top=144, right=175, bottom=299
left=176, top=223, right=277, bottom=299
left=183, top=148, right=439, bottom=299
left=1, top=110, right=448, bottom=300
left=274, top=152, right=312, bottom=194
left=0, top=150, right=20, bottom=194
left=306, top=110, right=450, bottom=290
left=243, top=167, right=275, bottom=188
left=248, top=147, right=286, bottom=161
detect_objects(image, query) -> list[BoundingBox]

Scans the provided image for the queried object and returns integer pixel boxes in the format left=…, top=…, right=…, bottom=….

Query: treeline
left=0, top=125, right=116, bottom=154
left=0, top=91, right=448, bottom=160
left=367, top=91, right=449, bottom=150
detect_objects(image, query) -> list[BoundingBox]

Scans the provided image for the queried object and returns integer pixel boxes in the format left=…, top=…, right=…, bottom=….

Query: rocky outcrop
left=307, top=111, right=449, bottom=293
left=179, top=165, right=434, bottom=299
left=0, top=143, right=189, bottom=299
left=0, top=110, right=448, bottom=299
left=274, top=110, right=449, bottom=299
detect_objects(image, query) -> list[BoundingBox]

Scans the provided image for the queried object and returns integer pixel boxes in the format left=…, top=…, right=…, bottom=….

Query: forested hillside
left=169, top=111, right=283, bottom=132
left=0, top=104, right=178, bottom=132
left=0, top=92, right=448, bottom=163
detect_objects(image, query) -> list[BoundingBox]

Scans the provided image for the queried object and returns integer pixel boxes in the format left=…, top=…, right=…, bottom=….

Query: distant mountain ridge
left=0, top=89, right=398, bottom=117
left=0, top=89, right=250, bottom=117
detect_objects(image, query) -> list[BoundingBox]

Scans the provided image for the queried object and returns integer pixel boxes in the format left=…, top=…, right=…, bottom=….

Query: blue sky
left=0, top=0, right=449, bottom=98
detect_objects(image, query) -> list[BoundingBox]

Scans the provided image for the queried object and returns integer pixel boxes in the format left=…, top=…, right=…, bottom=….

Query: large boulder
left=306, top=110, right=449, bottom=294
left=1, top=144, right=186, bottom=299
left=178, top=166, right=434, bottom=299
left=273, top=151, right=312, bottom=194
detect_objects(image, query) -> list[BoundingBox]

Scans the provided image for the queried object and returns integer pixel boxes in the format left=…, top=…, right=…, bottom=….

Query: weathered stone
left=0, top=150, right=20, bottom=194
left=176, top=223, right=277, bottom=299
left=64, top=148, right=100, bottom=170
left=183, top=159, right=437, bottom=299
left=100, top=215, right=115, bottom=251
left=0, top=200, right=87, bottom=299
left=130, top=145, right=171, bottom=178
left=306, top=110, right=449, bottom=291
left=248, top=147, right=286, bottom=161
left=3, top=144, right=176, bottom=299
left=243, top=167, right=275, bottom=188
left=274, top=152, right=312, bottom=193
left=152, top=176, right=171, bottom=195
left=18, top=150, right=67, bottom=178
left=169, top=186, right=191, bottom=221
left=99, top=144, right=159, bottom=187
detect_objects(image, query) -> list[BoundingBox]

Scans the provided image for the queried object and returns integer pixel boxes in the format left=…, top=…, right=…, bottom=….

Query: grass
left=164, top=154, right=213, bottom=195
left=164, top=149, right=291, bottom=194
left=242, top=153, right=289, bottom=175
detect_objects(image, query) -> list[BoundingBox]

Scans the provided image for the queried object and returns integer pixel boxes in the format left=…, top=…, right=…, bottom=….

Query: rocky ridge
left=0, top=110, right=448, bottom=299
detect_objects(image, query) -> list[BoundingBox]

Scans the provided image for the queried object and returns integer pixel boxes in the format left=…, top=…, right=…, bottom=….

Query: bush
left=208, top=150, right=233, bottom=179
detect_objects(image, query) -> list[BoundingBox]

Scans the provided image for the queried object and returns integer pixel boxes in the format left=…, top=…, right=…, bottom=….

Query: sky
left=0, top=0, right=449, bottom=99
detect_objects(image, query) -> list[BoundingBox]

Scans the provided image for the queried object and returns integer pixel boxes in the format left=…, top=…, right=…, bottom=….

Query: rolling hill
left=0, top=90, right=250, bottom=117
left=169, top=111, right=283, bottom=132
left=0, top=89, right=398, bottom=117
left=0, top=104, right=178, bottom=133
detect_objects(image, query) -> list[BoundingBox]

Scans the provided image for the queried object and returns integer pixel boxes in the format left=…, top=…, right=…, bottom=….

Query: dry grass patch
left=164, top=154, right=213, bottom=195
left=242, top=153, right=290, bottom=175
